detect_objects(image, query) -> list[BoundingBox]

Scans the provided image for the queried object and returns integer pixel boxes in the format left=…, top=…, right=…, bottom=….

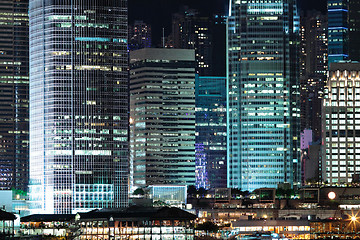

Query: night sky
left=129, top=0, right=328, bottom=46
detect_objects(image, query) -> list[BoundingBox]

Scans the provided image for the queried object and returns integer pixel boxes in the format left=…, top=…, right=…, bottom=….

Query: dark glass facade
left=0, top=0, right=29, bottom=192
left=328, top=0, right=349, bottom=64
left=300, top=10, right=328, bottom=140
left=29, top=0, right=129, bottom=214
left=195, top=76, right=227, bottom=189
left=171, top=9, right=213, bottom=76
left=348, top=0, right=360, bottom=61
left=128, top=20, right=151, bottom=51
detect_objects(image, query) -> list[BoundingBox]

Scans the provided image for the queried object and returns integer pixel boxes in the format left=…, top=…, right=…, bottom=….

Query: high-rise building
left=227, top=0, right=301, bottom=191
left=328, top=0, right=349, bottom=64
left=0, top=0, right=29, bottom=192
left=322, top=62, right=360, bottom=184
left=171, top=9, right=213, bottom=76
left=300, top=10, right=328, bottom=141
left=328, top=0, right=360, bottom=64
left=128, top=20, right=152, bottom=51
left=348, top=0, right=360, bottom=61
left=130, top=48, right=196, bottom=189
left=29, top=0, right=129, bottom=214
left=195, top=76, right=227, bottom=190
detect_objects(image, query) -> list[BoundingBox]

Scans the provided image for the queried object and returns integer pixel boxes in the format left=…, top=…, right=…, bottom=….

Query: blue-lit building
left=328, top=0, right=349, bottom=64
left=195, top=76, right=227, bottom=189
left=227, top=0, right=301, bottom=191
left=327, top=0, right=360, bottom=64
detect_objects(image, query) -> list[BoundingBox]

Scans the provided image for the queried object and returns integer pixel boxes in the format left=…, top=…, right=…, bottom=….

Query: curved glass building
left=29, top=0, right=129, bottom=214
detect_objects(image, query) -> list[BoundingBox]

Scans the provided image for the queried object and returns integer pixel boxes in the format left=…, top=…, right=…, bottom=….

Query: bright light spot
left=328, top=192, right=336, bottom=200
left=351, top=216, right=357, bottom=222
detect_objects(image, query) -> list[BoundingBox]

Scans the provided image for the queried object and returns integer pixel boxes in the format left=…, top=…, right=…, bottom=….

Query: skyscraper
left=171, top=9, right=213, bottom=76
left=328, top=0, right=349, bottom=64
left=29, top=0, right=129, bottom=214
left=348, top=0, right=360, bottom=61
left=322, top=62, right=360, bottom=184
left=328, top=0, right=360, bottom=64
left=130, top=48, right=196, bottom=189
left=0, top=0, right=29, bottom=192
left=195, top=76, right=227, bottom=189
left=227, top=0, right=301, bottom=191
left=300, top=10, right=328, bottom=140
left=128, top=20, right=152, bottom=51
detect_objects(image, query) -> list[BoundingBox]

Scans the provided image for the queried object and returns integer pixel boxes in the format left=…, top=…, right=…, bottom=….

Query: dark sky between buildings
left=129, top=0, right=328, bottom=47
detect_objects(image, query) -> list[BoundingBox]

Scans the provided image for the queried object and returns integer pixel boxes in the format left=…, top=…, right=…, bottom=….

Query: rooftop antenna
left=162, top=28, right=165, bottom=48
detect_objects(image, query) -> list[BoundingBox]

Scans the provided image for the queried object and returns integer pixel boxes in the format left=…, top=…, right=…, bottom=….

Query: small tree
left=196, top=222, right=219, bottom=235
left=187, top=185, right=197, bottom=198
left=197, top=187, right=208, bottom=197
left=133, top=188, right=145, bottom=196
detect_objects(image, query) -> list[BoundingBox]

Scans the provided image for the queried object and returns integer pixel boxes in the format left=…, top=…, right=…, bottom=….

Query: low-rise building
left=231, top=219, right=310, bottom=240
left=76, top=207, right=196, bottom=240
left=20, top=214, right=75, bottom=238
left=20, top=207, right=196, bottom=240
left=0, top=209, right=16, bottom=238
left=310, top=218, right=360, bottom=239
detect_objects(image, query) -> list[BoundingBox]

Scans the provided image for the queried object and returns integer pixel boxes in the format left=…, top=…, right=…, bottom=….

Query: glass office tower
left=195, top=76, right=227, bottom=189
left=227, top=0, right=301, bottom=191
left=29, top=0, right=129, bottom=214
left=0, top=0, right=29, bottom=192
left=327, top=0, right=360, bottom=64
left=130, top=48, right=196, bottom=189
left=328, top=0, right=349, bottom=64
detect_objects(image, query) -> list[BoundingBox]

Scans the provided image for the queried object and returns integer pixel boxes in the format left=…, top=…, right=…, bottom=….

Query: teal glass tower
left=29, top=0, right=129, bottom=214
left=227, top=0, right=301, bottom=191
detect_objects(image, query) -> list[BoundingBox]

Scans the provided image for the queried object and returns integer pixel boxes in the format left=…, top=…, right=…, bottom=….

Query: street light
left=347, top=211, right=359, bottom=233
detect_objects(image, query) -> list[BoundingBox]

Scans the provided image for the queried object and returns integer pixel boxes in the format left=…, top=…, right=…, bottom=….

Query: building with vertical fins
left=29, top=0, right=129, bottom=214
left=0, top=0, right=29, bottom=192
left=195, top=76, right=227, bottom=189
left=227, top=0, right=301, bottom=191
left=323, top=62, right=360, bottom=184
left=130, top=48, right=196, bottom=189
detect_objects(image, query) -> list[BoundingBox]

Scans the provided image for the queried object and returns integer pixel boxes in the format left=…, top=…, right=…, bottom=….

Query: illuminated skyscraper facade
left=0, top=0, right=29, bottom=192
left=323, top=62, right=360, bottom=184
left=227, top=0, right=301, bottom=191
left=130, top=48, right=196, bottom=189
left=29, top=0, right=129, bottom=214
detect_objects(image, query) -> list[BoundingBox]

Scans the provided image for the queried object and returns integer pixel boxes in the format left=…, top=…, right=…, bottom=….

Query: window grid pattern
left=227, top=0, right=301, bottom=191
left=323, top=64, right=360, bottom=184
left=29, top=0, right=129, bottom=214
